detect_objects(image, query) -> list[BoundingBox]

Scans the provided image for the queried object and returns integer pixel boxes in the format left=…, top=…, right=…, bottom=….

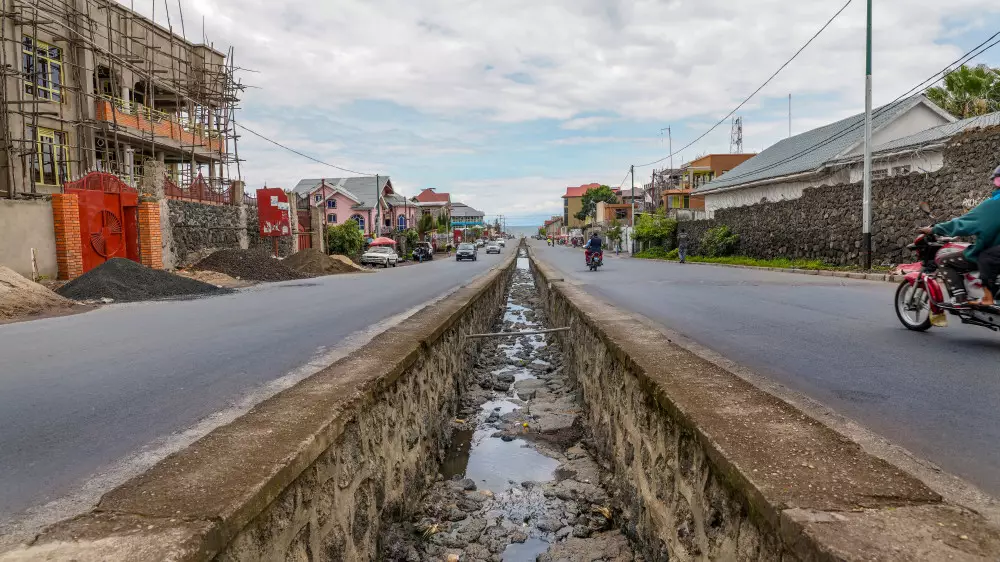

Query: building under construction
left=0, top=0, right=240, bottom=199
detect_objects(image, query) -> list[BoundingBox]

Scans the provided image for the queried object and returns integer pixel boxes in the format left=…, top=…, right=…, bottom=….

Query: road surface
left=0, top=251, right=505, bottom=534
left=530, top=241, right=1000, bottom=497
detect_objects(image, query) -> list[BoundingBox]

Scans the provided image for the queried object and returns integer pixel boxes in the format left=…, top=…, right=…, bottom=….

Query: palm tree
left=926, top=64, right=1000, bottom=119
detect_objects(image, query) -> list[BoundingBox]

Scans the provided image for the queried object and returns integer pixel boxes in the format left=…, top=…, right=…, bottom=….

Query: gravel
left=57, top=258, right=228, bottom=302
left=282, top=249, right=362, bottom=276
left=193, top=249, right=306, bottom=282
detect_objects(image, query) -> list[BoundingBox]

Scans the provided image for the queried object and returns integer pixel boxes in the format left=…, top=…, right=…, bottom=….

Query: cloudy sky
left=123, top=0, right=1000, bottom=225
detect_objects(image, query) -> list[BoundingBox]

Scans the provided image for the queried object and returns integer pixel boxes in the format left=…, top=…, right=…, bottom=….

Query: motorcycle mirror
left=918, top=201, right=932, bottom=215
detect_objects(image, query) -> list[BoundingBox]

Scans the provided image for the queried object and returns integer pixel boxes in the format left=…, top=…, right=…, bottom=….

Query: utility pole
left=630, top=164, right=636, bottom=255
left=788, top=94, right=792, bottom=138
left=862, top=0, right=873, bottom=270
left=375, top=174, right=381, bottom=237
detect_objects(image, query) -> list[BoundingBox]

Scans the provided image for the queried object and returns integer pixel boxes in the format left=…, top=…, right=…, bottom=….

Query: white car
left=497, top=239, right=506, bottom=247
left=360, top=246, right=399, bottom=268
left=485, top=243, right=501, bottom=254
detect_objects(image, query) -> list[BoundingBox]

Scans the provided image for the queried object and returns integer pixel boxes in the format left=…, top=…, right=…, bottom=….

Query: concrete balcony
left=95, top=97, right=223, bottom=153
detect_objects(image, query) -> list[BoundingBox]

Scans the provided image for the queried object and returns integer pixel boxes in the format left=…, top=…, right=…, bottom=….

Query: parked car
left=360, top=246, right=399, bottom=268
left=413, top=242, right=434, bottom=262
left=456, top=242, right=478, bottom=261
left=497, top=239, right=506, bottom=247
left=486, top=242, right=501, bottom=254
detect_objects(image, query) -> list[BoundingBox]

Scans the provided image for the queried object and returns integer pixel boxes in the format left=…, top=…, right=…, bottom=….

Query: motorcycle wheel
left=894, top=281, right=932, bottom=331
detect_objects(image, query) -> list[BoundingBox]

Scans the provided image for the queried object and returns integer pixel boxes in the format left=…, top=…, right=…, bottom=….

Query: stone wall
left=1, top=253, right=517, bottom=562
left=245, top=203, right=294, bottom=258
left=530, top=253, right=1000, bottom=561
left=682, top=125, right=1000, bottom=266
left=167, top=200, right=247, bottom=266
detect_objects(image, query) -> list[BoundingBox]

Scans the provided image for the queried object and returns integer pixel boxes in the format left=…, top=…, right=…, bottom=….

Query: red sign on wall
left=256, top=188, right=291, bottom=237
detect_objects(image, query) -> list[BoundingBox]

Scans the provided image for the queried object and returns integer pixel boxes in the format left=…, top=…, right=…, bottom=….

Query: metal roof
left=292, top=176, right=390, bottom=210
left=864, top=111, right=1000, bottom=155
left=450, top=202, right=484, bottom=218
left=694, top=95, right=944, bottom=194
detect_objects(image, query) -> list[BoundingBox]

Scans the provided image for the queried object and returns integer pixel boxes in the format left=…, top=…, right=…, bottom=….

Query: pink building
left=292, top=176, right=416, bottom=237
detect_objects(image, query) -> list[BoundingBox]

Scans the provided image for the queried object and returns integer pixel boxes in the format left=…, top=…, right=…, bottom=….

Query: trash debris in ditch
left=379, top=262, right=639, bottom=562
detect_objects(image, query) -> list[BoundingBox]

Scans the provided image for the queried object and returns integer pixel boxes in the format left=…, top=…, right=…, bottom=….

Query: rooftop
left=292, top=177, right=391, bottom=210
left=694, top=95, right=952, bottom=195
left=415, top=188, right=451, bottom=203
left=563, top=183, right=601, bottom=198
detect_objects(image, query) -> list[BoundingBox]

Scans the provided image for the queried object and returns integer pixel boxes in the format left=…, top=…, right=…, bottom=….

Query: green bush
left=326, top=222, right=365, bottom=257
left=634, top=210, right=677, bottom=248
left=699, top=225, right=740, bottom=257
left=666, top=248, right=679, bottom=260
left=634, top=247, right=670, bottom=259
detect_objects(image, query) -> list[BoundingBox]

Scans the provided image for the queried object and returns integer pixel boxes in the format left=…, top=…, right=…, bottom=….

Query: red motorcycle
left=585, top=249, right=603, bottom=271
left=894, top=203, right=1000, bottom=332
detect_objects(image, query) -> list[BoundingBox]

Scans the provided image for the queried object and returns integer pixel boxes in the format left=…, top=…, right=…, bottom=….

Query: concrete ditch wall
left=0, top=254, right=516, bottom=562
left=530, top=254, right=1000, bottom=561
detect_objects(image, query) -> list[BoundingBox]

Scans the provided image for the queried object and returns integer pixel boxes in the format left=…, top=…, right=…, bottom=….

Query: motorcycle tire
left=894, top=281, right=932, bottom=332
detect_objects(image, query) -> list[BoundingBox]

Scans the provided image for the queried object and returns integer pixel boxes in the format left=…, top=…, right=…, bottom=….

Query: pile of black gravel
left=194, top=248, right=306, bottom=282
left=57, top=258, right=229, bottom=302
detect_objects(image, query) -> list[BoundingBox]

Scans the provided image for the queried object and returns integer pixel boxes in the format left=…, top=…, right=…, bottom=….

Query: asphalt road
left=0, top=250, right=505, bottom=531
left=530, top=241, right=1000, bottom=497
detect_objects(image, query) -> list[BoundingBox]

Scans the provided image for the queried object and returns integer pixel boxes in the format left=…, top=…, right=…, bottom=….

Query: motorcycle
left=894, top=202, right=1000, bottom=332
left=586, top=250, right=603, bottom=271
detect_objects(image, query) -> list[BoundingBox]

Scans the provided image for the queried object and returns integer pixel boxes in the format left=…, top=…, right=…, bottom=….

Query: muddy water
left=380, top=252, right=639, bottom=562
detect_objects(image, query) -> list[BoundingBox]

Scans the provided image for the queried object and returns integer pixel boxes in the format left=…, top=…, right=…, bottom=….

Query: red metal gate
left=64, top=172, right=139, bottom=273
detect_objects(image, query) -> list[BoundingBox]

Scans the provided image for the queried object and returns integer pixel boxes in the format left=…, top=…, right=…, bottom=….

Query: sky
left=122, top=0, right=1000, bottom=226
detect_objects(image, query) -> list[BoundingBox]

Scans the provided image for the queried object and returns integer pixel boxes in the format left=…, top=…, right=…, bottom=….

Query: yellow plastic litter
left=930, top=312, right=948, bottom=327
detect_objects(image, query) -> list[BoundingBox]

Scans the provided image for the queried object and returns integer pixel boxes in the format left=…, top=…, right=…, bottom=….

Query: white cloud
left=119, top=0, right=1000, bottom=222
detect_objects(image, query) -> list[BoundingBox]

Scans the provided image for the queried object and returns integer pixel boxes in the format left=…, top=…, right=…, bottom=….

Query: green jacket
left=932, top=189, right=1000, bottom=262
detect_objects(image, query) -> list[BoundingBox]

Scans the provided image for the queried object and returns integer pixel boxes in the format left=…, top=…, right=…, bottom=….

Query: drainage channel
left=380, top=251, right=638, bottom=561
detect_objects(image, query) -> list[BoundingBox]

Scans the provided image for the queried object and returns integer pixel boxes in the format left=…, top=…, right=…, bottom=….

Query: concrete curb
left=638, top=257, right=902, bottom=283
left=529, top=252, right=1000, bottom=560
left=0, top=252, right=520, bottom=562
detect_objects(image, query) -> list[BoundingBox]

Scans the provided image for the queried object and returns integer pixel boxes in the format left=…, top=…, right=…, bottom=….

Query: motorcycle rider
left=584, top=232, right=603, bottom=265
left=920, top=164, right=1000, bottom=306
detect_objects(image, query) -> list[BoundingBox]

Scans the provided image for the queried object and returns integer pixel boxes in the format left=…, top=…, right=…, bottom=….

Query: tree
left=537, top=226, right=546, bottom=237
left=633, top=209, right=677, bottom=248
left=326, top=222, right=365, bottom=257
left=470, top=226, right=484, bottom=240
left=607, top=218, right=624, bottom=249
left=417, top=213, right=435, bottom=240
left=926, top=64, right=1000, bottom=119
left=575, top=185, right=618, bottom=223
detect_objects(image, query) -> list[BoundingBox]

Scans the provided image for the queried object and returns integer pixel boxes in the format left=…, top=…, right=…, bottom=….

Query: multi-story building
left=1, top=0, right=237, bottom=198
left=449, top=202, right=484, bottom=229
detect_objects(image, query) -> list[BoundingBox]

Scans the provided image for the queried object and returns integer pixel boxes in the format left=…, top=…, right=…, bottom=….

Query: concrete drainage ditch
left=7, top=243, right=1000, bottom=561
left=380, top=252, right=638, bottom=561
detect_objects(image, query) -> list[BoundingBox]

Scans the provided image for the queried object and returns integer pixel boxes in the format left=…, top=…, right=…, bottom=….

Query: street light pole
left=862, top=0, right=873, bottom=270
left=630, top=164, right=636, bottom=254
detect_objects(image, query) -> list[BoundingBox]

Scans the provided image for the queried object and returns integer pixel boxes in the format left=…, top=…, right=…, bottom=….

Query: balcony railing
left=96, top=96, right=223, bottom=152
left=164, top=173, right=235, bottom=205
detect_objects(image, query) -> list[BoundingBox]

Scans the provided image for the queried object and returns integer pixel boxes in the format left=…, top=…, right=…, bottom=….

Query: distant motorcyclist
left=920, top=164, right=1000, bottom=306
left=584, top=232, right=603, bottom=264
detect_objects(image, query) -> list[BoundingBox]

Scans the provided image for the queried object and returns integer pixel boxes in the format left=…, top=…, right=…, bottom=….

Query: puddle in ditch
left=380, top=259, right=638, bottom=561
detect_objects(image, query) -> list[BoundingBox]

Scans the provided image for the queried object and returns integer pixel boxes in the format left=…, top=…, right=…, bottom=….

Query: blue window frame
left=397, top=214, right=406, bottom=229
left=328, top=213, right=337, bottom=223
left=351, top=214, right=365, bottom=231
left=327, top=199, right=337, bottom=209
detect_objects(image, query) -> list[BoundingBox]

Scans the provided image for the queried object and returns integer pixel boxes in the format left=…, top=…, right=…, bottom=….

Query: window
left=327, top=213, right=337, bottom=223
left=872, top=169, right=888, bottom=180
left=326, top=199, right=337, bottom=209
left=683, top=195, right=690, bottom=209
left=28, top=127, right=70, bottom=185
left=314, top=194, right=322, bottom=203
left=615, top=209, right=628, bottom=220
left=892, top=165, right=911, bottom=176
left=23, top=37, right=63, bottom=102
left=351, top=214, right=365, bottom=231
left=398, top=214, right=407, bottom=229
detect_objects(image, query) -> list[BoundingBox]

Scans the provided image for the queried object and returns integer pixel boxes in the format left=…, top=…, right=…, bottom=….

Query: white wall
left=844, top=103, right=952, bottom=157
left=846, top=151, right=944, bottom=183
left=0, top=199, right=58, bottom=278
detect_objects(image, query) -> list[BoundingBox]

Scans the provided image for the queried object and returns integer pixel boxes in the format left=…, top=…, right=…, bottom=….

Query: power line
left=697, top=30, right=1000, bottom=188
left=633, top=0, right=855, bottom=169
left=236, top=121, right=374, bottom=176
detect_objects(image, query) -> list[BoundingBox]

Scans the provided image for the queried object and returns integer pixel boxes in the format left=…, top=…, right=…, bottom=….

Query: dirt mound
left=0, top=266, right=75, bottom=320
left=194, top=249, right=305, bottom=282
left=57, top=258, right=228, bottom=302
left=283, top=249, right=365, bottom=276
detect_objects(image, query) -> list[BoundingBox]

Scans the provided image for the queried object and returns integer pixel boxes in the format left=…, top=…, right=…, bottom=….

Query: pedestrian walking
left=678, top=228, right=688, bottom=264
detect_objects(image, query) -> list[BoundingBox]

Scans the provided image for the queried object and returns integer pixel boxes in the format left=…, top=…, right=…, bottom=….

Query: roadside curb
left=637, top=257, right=901, bottom=284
